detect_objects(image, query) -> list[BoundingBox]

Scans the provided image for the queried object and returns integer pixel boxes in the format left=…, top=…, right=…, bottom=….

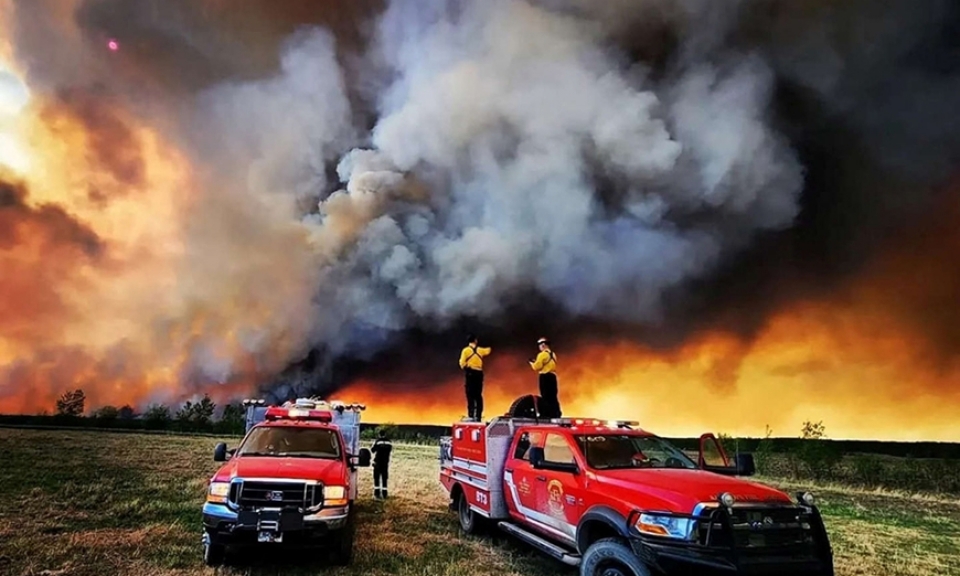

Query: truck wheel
left=506, top=394, right=543, bottom=418
left=203, top=539, right=226, bottom=567
left=580, top=538, right=650, bottom=576
left=457, top=492, right=484, bottom=535
left=330, top=510, right=356, bottom=566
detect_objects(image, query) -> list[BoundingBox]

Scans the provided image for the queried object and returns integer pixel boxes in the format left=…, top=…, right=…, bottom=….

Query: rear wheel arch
left=576, top=506, right=630, bottom=554
left=449, top=482, right=464, bottom=506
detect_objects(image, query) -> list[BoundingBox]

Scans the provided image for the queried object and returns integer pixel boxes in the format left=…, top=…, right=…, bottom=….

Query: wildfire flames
left=1, top=0, right=959, bottom=441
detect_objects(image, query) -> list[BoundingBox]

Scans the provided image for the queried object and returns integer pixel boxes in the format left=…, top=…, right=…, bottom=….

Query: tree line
left=45, top=388, right=248, bottom=434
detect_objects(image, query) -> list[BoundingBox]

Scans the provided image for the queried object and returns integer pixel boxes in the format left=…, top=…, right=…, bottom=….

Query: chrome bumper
left=202, top=502, right=351, bottom=531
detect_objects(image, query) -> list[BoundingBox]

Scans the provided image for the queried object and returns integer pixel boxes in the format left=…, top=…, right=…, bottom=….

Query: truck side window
left=543, top=433, right=575, bottom=464
left=514, top=431, right=543, bottom=460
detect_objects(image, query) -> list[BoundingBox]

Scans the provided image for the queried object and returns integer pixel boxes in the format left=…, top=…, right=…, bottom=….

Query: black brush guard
left=625, top=503, right=834, bottom=576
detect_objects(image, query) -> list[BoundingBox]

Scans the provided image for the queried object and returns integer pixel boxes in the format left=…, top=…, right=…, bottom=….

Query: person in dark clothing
left=529, top=337, right=561, bottom=419
left=371, top=430, right=393, bottom=499
left=459, top=334, right=492, bottom=421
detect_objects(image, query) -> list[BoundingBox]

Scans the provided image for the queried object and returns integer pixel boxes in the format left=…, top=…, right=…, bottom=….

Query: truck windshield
left=236, top=427, right=341, bottom=459
left=574, top=434, right=697, bottom=470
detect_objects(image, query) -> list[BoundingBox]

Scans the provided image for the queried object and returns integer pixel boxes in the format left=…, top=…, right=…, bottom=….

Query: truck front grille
left=698, top=506, right=814, bottom=551
left=228, top=480, right=322, bottom=509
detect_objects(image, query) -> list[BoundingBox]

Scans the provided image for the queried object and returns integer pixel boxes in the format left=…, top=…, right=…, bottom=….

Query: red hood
left=214, top=456, right=346, bottom=484
left=593, top=468, right=793, bottom=512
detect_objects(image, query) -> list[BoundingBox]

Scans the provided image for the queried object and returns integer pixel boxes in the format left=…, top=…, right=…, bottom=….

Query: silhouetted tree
left=93, top=405, right=119, bottom=422
left=176, top=395, right=217, bottom=430
left=144, top=404, right=171, bottom=429
left=220, top=402, right=245, bottom=433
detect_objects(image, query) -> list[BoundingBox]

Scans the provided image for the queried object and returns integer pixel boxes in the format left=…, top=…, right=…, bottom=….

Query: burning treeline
left=1, top=0, right=959, bottom=441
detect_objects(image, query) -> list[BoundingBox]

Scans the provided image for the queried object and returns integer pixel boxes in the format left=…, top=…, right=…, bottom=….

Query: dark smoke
left=6, top=0, right=960, bottom=403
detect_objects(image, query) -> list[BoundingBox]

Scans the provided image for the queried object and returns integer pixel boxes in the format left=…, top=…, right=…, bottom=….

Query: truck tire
left=506, top=394, right=543, bottom=419
left=580, top=538, right=650, bottom=576
left=457, top=491, right=484, bottom=535
left=203, top=539, right=226, bottom=567
left=330, top=510, right=357, bottom=566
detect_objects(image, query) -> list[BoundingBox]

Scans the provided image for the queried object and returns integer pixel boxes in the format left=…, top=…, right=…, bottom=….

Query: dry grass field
left=0, top=428, right=958, bottom=576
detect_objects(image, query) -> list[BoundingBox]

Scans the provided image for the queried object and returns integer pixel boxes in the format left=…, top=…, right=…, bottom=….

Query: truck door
left=698, top=433, right=730, bottom=468
left=530, top=432, right=583, bottom=545
left=504, top=430, right=543, bottom=521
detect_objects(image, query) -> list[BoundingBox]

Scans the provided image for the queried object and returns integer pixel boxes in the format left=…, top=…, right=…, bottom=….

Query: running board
left=497, top=522, right=580, bottom=566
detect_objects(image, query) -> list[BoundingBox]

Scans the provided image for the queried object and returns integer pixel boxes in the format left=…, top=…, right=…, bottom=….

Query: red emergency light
left=264, top=405, right=333, bottom=422
left=550, top=418, right=639, bottom=428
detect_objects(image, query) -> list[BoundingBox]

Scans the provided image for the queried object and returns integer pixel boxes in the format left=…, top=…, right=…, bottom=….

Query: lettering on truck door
left=504, top=430, right=543, bottom=524
left=533, top=432, right=583, bottom=544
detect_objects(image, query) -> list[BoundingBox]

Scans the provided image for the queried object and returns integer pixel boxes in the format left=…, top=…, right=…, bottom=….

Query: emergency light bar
left=550, top=418, right=639, bottom=428
left=264, top=405, right=333, bottom=422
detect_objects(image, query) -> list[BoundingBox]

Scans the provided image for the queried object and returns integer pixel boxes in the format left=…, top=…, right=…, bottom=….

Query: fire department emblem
left=546, top=480, right=565, bottom=516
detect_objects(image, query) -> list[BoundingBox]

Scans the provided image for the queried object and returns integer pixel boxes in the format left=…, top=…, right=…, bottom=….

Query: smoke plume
left=0, top=0, right=958, bottom=439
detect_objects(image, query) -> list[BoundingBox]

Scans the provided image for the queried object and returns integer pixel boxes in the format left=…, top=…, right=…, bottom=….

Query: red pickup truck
left=202, top=398, right=371, bottom=566
left=439, top=402, right=834, bottom=576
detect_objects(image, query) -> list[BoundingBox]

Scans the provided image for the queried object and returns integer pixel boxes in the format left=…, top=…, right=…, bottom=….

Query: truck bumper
left=202, top=502, right=351, bottom=547
left=626, top=504, right=835, bottom=576
left=633, top=538, right=832, bottom=575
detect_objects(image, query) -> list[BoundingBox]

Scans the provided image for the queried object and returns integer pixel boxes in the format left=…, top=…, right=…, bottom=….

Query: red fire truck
left=439, top=398, right=834, bottom=576
left=202, top=398, right=371, bottom=566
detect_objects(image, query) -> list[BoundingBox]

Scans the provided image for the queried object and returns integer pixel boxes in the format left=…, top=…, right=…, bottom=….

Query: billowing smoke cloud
left=199, top=0, right=805, bottom=363
left=1, top=0, right=959, bottom=427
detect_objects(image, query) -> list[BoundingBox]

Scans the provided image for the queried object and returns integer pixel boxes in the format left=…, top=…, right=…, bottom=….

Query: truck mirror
left=528, top=447, right=545, bottom=468
left=213, top=442, right=228, bottom=462
left=734, top=453, right=756, bottom=476
left=358, top=448, right=372, bottom=468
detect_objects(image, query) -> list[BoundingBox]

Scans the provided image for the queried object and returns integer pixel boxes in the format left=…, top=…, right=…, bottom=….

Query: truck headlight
left=207, top=482, right=230, bottom=504
left=324, top=485, right=348, bottom=506
left=635, top=513, right=696, bottom=540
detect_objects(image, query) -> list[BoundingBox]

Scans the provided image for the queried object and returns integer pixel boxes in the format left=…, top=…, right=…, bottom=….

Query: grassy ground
left=0, top=429, right=958, bottom=576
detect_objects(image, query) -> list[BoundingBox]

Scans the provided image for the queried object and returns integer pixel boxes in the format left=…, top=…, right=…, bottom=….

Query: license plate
left=258, top=531, right=283, bottom=543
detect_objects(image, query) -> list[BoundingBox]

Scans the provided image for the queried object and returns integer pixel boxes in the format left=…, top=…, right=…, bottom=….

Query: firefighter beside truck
left=439, top=397, right=835, bottom=576
left=201, top=398, right=371, bottom=566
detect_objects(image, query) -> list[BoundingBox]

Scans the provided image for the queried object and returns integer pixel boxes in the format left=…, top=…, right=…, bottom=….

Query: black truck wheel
left=203, top=539, right=226, bottom=567
left=580, top=538, right=651, bottom=576
left=506, top=394, right=543, bottom=419
left=458, top=491, right=484, bottom=535
left=330, top=510, right=357, bottom=566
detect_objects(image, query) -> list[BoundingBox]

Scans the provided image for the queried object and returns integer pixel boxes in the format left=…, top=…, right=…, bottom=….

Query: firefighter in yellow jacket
left=459, top=334, right=491, bottom=421
left=529, top=337, right=561, bottom=419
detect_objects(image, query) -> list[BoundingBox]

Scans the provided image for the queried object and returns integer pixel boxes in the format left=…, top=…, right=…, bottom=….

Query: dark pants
left=538, top=372, right=561, bottom=419
left=464, top=368, right=484, bottom=421
left=374, top=464, right=389, bottom=498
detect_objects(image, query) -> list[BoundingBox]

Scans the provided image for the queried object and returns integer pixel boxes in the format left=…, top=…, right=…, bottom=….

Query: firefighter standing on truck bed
left=459, top=334, right=491, bottom=421
left=529, top=337, right=561, bottom=419
left=371, top=429, right=393, bottom=499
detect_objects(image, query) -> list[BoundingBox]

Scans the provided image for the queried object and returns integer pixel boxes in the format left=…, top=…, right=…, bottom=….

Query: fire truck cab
left=201, top=398, right=371, bottom=567
left=439, top=399, right=834, bottom=576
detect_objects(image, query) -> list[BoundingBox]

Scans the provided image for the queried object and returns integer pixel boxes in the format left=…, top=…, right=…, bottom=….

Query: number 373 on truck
left=439, top=405, right=835, bottom=576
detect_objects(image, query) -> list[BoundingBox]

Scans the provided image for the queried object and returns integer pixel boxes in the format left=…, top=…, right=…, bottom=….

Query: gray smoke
left=175, top=0, right=807, bottom=386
